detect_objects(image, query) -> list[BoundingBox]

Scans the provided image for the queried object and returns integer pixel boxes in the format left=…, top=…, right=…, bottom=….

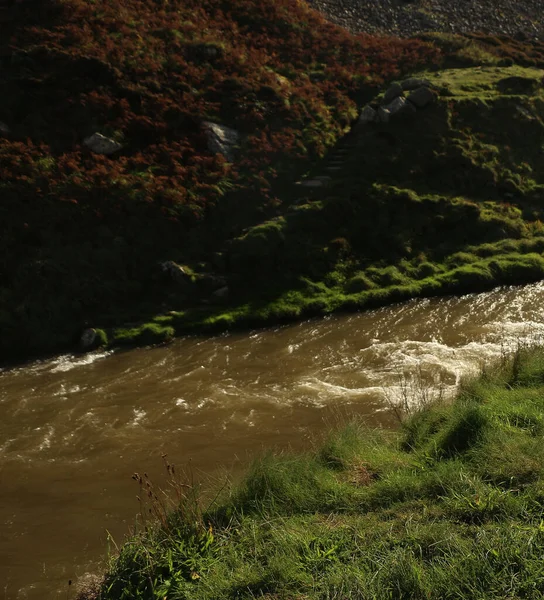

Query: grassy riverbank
left=86, top=345, right=544, bottom=599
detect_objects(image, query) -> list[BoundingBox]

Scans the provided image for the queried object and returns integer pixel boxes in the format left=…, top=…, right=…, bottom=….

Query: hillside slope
left=0, top=0, right=436, bottom=362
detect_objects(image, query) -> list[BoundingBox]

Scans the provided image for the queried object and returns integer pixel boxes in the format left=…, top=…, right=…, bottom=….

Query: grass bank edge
left=84, top=344, right=544, bottom=599
left=97, top=249, right=544, bottom=350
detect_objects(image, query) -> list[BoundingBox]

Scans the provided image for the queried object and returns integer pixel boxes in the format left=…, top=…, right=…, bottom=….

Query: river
left=2, top=282, right=544, bottom=599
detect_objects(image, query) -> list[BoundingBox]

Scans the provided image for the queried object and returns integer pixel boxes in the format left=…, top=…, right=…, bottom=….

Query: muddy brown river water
left=2, top=282, right=544, bottom=599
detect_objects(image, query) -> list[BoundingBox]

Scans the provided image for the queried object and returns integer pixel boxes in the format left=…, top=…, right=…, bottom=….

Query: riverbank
left=84, top=343, right=544, bottom=598
left=7, top=281, right=544, bottom=598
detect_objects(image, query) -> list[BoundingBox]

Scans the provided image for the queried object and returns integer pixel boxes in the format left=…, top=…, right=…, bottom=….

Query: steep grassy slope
left=132, top=58, right=544, bottom=338
left=89, top=346, right=544, bottom=599
left=0, top=0, right=437, bottom=362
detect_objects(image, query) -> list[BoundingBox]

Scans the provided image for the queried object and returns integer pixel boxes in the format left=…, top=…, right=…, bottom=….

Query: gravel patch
left=307, top=0, right=543, bottom=40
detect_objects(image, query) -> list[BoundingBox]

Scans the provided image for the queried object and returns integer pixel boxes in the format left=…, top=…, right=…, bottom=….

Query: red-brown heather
left=1, top=0, right=439, bottom=223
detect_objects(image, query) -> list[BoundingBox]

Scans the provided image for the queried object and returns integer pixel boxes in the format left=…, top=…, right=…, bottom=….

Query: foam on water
left=49, top=350, right=113, bottom=373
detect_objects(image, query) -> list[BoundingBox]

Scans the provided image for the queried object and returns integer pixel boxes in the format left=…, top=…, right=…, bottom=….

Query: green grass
left=90, top=346, right=544, bottom=599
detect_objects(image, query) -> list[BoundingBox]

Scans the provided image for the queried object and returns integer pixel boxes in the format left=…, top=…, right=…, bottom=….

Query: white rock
left=0, top=122, right=10, bottom=134
left=202, top=121, right=240, bottom=162
left=84, top=133, right=122, bottom=155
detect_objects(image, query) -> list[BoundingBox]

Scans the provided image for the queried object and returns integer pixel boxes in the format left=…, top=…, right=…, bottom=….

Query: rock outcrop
left=83, top=133, right=123, bottom=155
left=357, top=78, right=437, bottom=127
left=159, top=261, right=193, bottom=285
left=202, top=121, right=240, bottom=162
left=80, top=328, right=97, bottom=350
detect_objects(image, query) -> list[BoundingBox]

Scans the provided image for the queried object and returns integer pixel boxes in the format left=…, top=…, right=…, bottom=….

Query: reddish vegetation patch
left=1, top=0, right=439, bottom=224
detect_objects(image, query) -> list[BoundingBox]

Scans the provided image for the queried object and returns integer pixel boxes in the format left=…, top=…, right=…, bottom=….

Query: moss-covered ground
left=91, top=345, right=544, bottom=599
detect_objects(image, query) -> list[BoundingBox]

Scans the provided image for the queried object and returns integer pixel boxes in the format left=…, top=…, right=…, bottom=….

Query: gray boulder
left=0, top=122, right=10, bottom=135
left=159, top=261, right=192, bottom=285
left=401, top=78, right=431, bottom=91
left=390, top=98, right=417, bottom=120
left=358, top=104, right=377, bottom=125
left=84, top=133, right=122, bottom=155
left=407, top=86, right=435, bottom=108
left=383, top=82, right=403, bottom=104
left=203, top=121, right=240, bottom=162
left=80, top=328, right=97, bottom=350
left=377, top=106, right=391, bottom=123
left=384, top=96, right=407, bottom=116
left=211, top=286, right=229, bottom=300
left=300, top=179, right=325, bottom=188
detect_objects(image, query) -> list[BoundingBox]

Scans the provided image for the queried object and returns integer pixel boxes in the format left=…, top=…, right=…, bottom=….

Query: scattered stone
left=80, top=328, right=97, bottom=350
left=211, top=286, right=229, bottom=300
left=326, top=166, right=342, bottom=172
left=83, top=133, right=122, bottom=155
left=300, top=179, right=325, bottom=187
left=377, top=106, right=391, bottom=123
left=202, top=121, right=240, bottom=162
left=358, top=104, right=377, bottom=125
left=159, top=260, right=192, bottom=285
left=407, top=86, right=435, bottom=108
left=383, top=82, right=404, bottom=104
left=313, top=175, right=333, bottom=182
left=401, top=78, right=431, bottom=91
left=384, top=96, right=407, bottom=116
left=306, top=0, right=544, bottom=41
